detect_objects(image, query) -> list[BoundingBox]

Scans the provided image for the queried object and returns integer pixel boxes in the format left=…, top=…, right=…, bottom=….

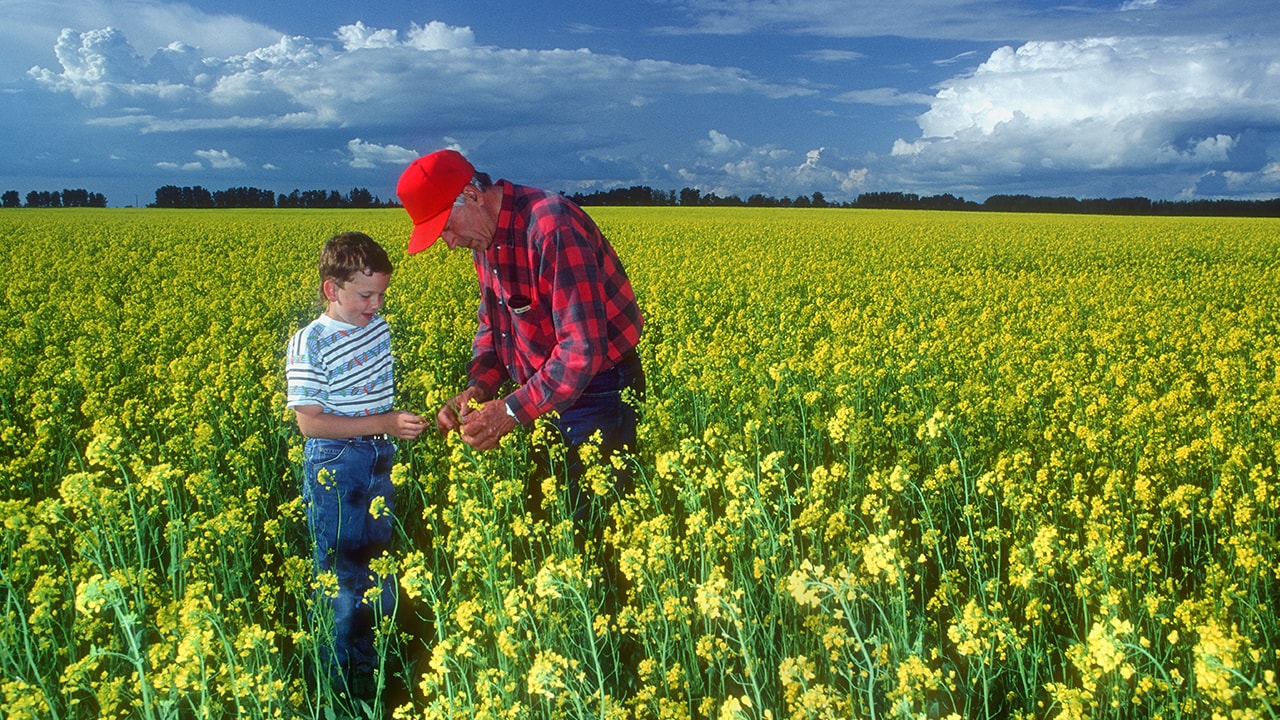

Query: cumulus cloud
left=336, top=21, right=402, bottom=51
left=27, top=21, right=808, bottom=135
left=683, top=131, right=869, bottom=198
left=154, top=149, right=244, bottom=170
left=1220, top=161, right=1280, bottom=194
left=194, top=148, right=245, bottom=169
left=892, top=35, right=1280, bottom=182
left=702, top=129, right=746, bottom=155
left=155, top=160, right=201, bottom=171
left=27, top=27, right=144, bottom=105
left=336, top=20, right=475, bottom=51
left=404, top=21, right=477, bottom=51
left=0, top=0, right=284, bottom=80
left=347, top=139, right=419, bottom=169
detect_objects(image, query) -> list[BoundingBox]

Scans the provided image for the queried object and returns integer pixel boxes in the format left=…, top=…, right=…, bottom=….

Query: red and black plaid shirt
left=468, top=181, right=643, bottom=423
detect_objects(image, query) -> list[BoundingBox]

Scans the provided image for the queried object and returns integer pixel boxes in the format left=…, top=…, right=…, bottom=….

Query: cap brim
left=407, top=209, right=451, bottom=254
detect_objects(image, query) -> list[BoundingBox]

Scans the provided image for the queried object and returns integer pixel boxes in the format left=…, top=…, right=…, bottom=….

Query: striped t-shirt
left=286, top=314, right=395, bottom=417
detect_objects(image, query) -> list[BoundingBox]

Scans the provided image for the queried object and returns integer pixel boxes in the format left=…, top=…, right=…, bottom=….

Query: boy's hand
left=437, top=387, right=486, bottom=434
left=389, top=411, right=428, bottom=440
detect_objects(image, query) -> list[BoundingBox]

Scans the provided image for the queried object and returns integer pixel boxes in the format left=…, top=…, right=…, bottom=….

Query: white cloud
left=0, top=0, right=283, bottom=79
left=666, top=0, right=1280, bottom=43
left=892, top=35, right=1280, bottom=178
left=27, top=28, right=143, bottom=105
left=27, top=21, right=808, bottom=135
left=334, top=20, right=474, bottom=52
left=800, top=49, right=866, bottom=63
left=336, top=21, right=402, bottom=51
left=404, top=21, right=477, bottom=51
left=684, top=134, right=869, bottom=198
left=1221, top=161, right=1280, bottom=193
left=195, top=148, right=245, bottom=168
left=153, top=149, right=243, bottom=170
left=933, top=50, right=979, bottom=67
left=834, top=87, right=934, bottom=106
left=347, top=138, right=419, bottom=169
left=702, top=129, right=746, bottom=155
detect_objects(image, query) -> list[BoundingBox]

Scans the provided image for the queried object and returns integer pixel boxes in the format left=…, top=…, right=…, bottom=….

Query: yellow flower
left=786, top=561, right=825, bottom=608
left=369, top=494, right=392, bottom=520
left=861, top=530, right=902, bottom=584
left=695, top=567, right=732, bottom=620
left=526, top=650, right=572, bottom=700
left=313, top=571, right=339, bottom=600
left=718, top=694, right=751, bottom=720
left=1085, top=618, right=1129, bottom=673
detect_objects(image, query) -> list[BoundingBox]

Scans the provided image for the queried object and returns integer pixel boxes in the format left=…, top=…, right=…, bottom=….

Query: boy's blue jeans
left=301, top=436, right=396, bottom=684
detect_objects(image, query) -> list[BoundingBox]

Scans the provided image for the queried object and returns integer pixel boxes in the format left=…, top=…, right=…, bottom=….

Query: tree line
left=5, top=183, right=1280, bottom=217
left=151, top=185, right=395, bottom=209
left=568, top=186, right=1280, bottom=217
left=3, top=189, right=108, bottom=208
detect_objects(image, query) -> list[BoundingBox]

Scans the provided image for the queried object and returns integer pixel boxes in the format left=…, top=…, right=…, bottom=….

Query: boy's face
left=323, top=270, right=390, bottom=327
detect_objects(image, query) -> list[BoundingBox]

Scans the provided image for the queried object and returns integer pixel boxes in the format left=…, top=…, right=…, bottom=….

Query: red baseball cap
left=397, top=150, right=475, bottom=254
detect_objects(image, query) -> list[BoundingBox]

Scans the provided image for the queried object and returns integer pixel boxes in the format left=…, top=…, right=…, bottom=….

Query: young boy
left=285, top=231, right=426, bottom=697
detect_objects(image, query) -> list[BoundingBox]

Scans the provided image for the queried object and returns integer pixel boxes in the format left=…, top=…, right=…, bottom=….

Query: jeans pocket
left=305, top=439, right=350, bottom=467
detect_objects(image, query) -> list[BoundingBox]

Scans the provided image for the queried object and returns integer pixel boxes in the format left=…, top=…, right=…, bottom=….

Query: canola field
left=1, top=207, right=1278, bottom=720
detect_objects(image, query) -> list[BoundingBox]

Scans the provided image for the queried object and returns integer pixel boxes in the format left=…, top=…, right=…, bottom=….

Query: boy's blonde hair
left=318, top=232, right=393, bottom=287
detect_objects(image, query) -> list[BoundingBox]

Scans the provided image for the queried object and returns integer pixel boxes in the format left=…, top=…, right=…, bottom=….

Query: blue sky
left=2, top=0, right=1279, bottom=206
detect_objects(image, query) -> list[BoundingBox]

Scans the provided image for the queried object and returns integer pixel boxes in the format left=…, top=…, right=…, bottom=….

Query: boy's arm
left=294, top=404, right=426, bottom=440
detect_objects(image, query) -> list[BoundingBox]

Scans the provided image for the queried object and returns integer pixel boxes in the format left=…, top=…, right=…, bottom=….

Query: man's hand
left=437, top=386, right=487, bottom=434
left=459, top=399, right=520, bottom=451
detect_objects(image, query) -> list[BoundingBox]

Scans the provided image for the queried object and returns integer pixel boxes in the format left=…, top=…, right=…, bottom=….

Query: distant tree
left=348, top=187, right=374, bottom=208
left=26, top=191, right=59, bottom=208
left=153, top=185, right=214, bottom=208
left=213, top=186, right=276, bottom=208
left=569, top=185, right=678, bottom=206
left=702, top=192, right=744, bottom=206
left=59, top=188, right=106, bottom=207
left=2, top=191, right=19, bottom=208
left=679, top=187, right=702, bottom=206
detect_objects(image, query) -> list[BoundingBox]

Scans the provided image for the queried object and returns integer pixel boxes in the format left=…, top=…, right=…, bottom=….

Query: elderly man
left=397, top=149, right=645, bottom=523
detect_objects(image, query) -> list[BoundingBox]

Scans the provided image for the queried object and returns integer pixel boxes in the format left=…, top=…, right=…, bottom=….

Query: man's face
left=440, top=187, right=496, bottom=252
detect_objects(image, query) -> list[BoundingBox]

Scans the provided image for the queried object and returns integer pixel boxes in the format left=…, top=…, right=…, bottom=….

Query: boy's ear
left=321, top=278, right=339, bottom=303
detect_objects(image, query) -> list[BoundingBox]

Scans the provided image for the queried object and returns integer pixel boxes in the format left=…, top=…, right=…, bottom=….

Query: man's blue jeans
left=301, top=436, right=396, bottom=683
left=548, top=351, right=645, bottom=525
